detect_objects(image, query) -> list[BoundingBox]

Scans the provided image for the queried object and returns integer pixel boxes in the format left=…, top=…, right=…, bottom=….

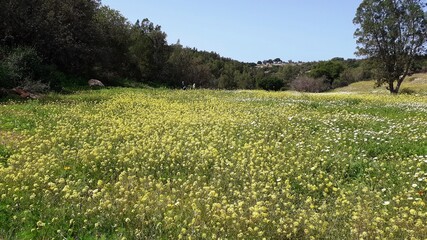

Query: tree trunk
left=395, top=78, right=404, bottom=94
left=394, top=61, right=411, bottom=94
left=388, top=80, right=398, bottom=94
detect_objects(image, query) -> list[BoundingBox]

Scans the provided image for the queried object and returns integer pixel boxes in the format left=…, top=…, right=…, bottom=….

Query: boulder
left=12, top=87, right=31, bottom=98
left=88, top=79, right=105, bottom=87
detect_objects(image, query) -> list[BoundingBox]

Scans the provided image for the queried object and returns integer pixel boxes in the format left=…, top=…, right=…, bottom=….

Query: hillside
left=333, top=73, right=427, bottom=95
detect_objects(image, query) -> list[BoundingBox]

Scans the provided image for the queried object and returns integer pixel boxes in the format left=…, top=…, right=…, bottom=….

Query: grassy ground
left=0, top=88, right=427, bottom=239
left=333, top=73, right=427, bottom=95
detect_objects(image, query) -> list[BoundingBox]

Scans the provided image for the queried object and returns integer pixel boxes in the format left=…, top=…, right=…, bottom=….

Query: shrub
left=0, top=64, right=13, bottom=88
left=332, top=78, right=350, bottom=88
left=257, top=77, right=284, bottom=91
left=40, top=65, right=79, bottom=92
left=0, top=88, right=10, bottom=98
left=309, top=60, right=344, bottom=87
left=1, top=47, right=43, bottom=87
left=18, top=79, right=50, bottom=93
left=339, top=67, right=372, bottom=86
left=399, top=88, right=416, bottom=95
left=290, top=76, right=329, bottom=93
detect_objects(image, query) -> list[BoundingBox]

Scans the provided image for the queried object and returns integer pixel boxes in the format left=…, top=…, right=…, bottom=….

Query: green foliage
left=166, top=44, right=214, bottom=88
left=164, top=45, right=258, bottom=89
left=2, top=0, right=415, bottom=93
left=399, top=88, right=417, bottom=95
left=354, top=0, right=427, bottom=93
left=257, top=77, right=284, bottom=91
left=1, top=0, right=266, bottom=90
left=0, top=145, right=10, bottom=167
left=0, top=0, right=171, bottom=89
left=128, top=19, right=170, bottom=83
left=2, top=0, right=101, bottom=75
left=0, top=0, right=104, bottom=89
left=275, top=64, right=301, bottom=82
left=0, top=64, right=10, bottom=89
left=309, top=60, right=345, bottom=87
left=236, top=69, right=255, bottom=89
left=218, top=67, right=237, bottom=89
left=93, top=6, right=132, bottom=80
left=411, top=55, right=427, bottom=73
left=336, top=65, right=372, bottom=88
left=0, top=47, right=44, bottom=88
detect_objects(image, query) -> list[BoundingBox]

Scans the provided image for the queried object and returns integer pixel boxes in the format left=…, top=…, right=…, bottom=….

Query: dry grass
left=334, top=73, right=427, bottom=94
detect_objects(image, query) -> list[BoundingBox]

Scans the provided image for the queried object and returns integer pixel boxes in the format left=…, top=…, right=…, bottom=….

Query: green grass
left=0, top=145, right=10, bottom=167
left=0, top=88, right=426, bottom=239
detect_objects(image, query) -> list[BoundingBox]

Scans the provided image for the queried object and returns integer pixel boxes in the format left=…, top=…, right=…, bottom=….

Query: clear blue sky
left=101, top=0, right=362, bottom=63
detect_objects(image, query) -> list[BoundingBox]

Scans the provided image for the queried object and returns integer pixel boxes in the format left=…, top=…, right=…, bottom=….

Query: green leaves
left=309, top=60, right=345, bottom=87
left=354, top=0, right=427, bottom=93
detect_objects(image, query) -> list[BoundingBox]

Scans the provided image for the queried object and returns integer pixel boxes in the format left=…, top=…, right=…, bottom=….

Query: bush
left=0, top=88, right=10, bottom=98
left=290, top=76, right=329, bottom=93
left=40, top=65, right=83, bottom=92
left=0, top=64, right=12, bottom=88
left=1, top=47, right=43, bottom=87
left=257, top=77, right=284, bottom=91
left=19, top=79, right=50, bottom=93
left=332, top=78, right=350, bottom=88
left=339, top=67, right=372, bottom=86
left=399, top=88, right=416, bottom=95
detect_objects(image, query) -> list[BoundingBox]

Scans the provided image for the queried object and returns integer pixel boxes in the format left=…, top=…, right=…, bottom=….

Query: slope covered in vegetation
left=333, top=73, right=427, bottom=95
left=4, top=1, right=427, bottom=94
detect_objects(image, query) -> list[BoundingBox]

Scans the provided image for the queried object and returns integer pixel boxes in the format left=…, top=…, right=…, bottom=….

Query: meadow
left=0, top=88, right=427, bottom=239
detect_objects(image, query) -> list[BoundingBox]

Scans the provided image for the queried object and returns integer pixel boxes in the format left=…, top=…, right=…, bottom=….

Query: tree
left=257, top=77, right=284, bottom=91
left=128, top=19, right=169, bottom=83
left=166, top=44, right=213, bottom=88
left=236, top=69, right=255, bottom=89
left=0, top=47, right=43, bottom=88
left=354, top=0, right=427, bottom=94
left=274, top=64, right=302, bottom=89
left=94, top=6, right=132, bottom=80
left=0, top=0, right=101, bottom=76
left=218, top=63, right=237, bottom=89
left=309, top=60, right=345, bottom=87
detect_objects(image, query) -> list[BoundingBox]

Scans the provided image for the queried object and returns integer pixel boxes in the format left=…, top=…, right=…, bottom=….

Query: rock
left=6, top=88, right=41, bottom=99
left=12, top=87, right=31, bottom=98
left=28, top=93, right=41, bottom=99
left=88, top=79, right=105, bottom=87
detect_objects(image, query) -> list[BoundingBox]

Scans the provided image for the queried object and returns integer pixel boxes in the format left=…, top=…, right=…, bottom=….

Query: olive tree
left=354, top=0, right=427, bottom=94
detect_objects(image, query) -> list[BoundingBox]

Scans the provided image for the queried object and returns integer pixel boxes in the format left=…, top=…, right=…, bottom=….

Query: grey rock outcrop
left=88, top=79, right=105, bottom=87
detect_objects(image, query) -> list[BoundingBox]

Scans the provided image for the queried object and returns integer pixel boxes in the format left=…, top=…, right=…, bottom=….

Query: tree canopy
left=309, top=60, right=345, bottom=87
left=0, top=0, right=421, bottom=94
left=354, top=0, right=427, bottom=93
left=0, top=0, right=264, bottom=91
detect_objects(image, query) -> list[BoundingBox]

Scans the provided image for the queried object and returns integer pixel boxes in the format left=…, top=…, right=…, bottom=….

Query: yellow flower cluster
left=0, top=89, right=426, bottom=239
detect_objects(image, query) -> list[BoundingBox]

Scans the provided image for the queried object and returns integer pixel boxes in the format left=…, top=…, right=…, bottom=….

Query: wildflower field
left=1, top=88, right=427, bottom=239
